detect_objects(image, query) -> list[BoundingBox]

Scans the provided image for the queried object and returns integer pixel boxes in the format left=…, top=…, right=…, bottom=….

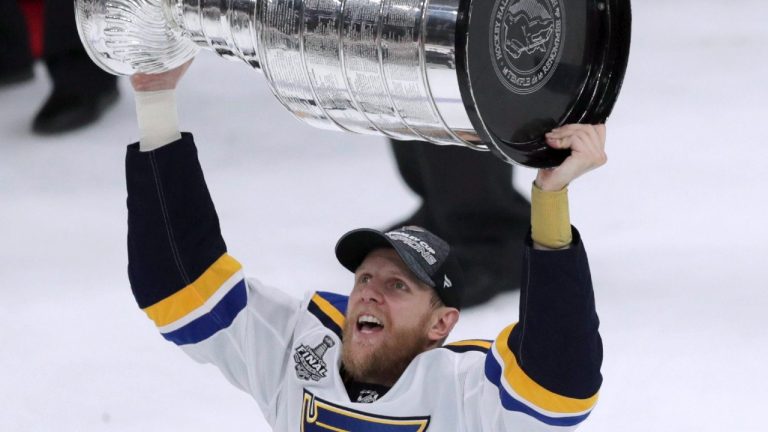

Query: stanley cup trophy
left=75, top=0, right=631, bottom=167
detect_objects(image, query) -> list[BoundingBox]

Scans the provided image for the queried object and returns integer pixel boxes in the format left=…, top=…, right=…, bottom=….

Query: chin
left=344, top=340, right=379, bottom=368
left=342, top=335, right=385, bottom=380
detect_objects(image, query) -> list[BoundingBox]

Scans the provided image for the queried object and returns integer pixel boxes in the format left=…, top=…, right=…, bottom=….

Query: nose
left=359, top=280, right=384, bottom=304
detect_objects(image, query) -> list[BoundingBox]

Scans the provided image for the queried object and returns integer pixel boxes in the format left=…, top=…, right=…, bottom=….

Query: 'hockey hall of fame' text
left=301, top=390, right=430, bottom=431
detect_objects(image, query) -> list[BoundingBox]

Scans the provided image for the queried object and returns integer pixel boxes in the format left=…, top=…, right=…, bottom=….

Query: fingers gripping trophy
left=75, top=0, right=631, bottom=167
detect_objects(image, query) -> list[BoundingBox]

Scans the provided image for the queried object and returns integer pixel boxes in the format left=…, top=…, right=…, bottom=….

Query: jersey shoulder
left=442, top=339, right=493, bottom=354
left=306, top=291, right=349, bottom=339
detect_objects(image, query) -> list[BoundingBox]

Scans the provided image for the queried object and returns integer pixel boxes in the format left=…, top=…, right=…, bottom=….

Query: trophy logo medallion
left=490, top=0, right=565, bottom=95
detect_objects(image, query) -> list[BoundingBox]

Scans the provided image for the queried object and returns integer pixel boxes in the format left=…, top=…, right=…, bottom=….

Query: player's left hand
left=535, top=124, right=607, bottom=191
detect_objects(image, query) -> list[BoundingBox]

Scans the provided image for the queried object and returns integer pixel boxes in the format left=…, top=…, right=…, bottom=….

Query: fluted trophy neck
left=75, top=0, right=191, bottom=75
left=75, top=0, right=262, bottom=75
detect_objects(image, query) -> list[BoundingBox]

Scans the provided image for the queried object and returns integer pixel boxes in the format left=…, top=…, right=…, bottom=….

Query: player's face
left=341, top=248, right=439, bottom=386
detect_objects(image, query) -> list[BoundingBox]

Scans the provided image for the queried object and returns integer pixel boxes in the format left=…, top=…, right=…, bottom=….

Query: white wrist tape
left=134, top=90, right=182, bottom=152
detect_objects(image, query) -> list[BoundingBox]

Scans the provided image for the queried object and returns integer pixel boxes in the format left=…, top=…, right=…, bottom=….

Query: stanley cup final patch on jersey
left=294, top=336, right=336, bottom=382
left=301, top=390, right=430, bottom=432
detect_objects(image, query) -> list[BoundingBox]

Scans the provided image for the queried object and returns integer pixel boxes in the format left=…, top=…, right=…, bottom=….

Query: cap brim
left=335, top=229, right=435, bottom=288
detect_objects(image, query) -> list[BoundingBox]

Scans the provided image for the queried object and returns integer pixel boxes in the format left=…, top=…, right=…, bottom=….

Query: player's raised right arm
left=125, top=62, right=302, bottom=421
left=126, top=59, right=239, bottom=346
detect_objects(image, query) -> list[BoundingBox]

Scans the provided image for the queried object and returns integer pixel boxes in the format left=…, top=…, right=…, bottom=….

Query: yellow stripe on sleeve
left=143, top=254, right=243, bottom=327
left=495, top=324, right=598, bottom=414
left=311, top=294, right=346, bottom=329
left=446, top=340, right=493, bottom=349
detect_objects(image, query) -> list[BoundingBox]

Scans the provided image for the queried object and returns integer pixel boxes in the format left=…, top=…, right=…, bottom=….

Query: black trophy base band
left=456, top=0, right=632, bottom=168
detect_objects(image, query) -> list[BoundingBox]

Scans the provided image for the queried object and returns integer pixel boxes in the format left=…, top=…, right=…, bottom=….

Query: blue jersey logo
left=301, top=390, right=430, bottom=431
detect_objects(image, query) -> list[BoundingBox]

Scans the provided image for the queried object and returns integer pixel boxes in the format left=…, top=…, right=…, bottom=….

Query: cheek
left=347, top=288, right=366, bottom=307
left=389, top=302, right=431, bottom=333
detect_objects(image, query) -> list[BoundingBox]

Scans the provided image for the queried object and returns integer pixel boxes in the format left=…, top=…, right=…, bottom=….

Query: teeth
left=358, top=315, right=382, bottom=326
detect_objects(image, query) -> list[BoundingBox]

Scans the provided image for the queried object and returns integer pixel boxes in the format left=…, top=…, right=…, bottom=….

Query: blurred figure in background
left=0, top=0, right=118, bottom=133
left=0, top=0, right=34, bottom=85
left=388, top=141, right=530, bottom=307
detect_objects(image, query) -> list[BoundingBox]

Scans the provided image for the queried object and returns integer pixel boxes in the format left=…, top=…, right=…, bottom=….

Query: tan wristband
left=531, top=183, right=572, bottom=249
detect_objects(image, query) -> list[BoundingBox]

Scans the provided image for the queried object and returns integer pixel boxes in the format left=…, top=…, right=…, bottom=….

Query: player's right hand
left=130, top=59, right=194, bottom=93
left=535, top=124, right=607, bottom=191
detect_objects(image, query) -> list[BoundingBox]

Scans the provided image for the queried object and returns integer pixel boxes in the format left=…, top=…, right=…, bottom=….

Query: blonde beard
left=340, top=315, right=432, bottom=386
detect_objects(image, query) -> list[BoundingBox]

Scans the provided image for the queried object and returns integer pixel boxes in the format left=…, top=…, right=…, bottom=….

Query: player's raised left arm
left=467, top=124, right=606, bottom=431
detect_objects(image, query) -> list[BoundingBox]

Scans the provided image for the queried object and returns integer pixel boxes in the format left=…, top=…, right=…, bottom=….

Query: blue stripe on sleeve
left=161, top=279, right=247, bottom=345
left=316, top=291, right=348, bottom=315
left=484, top=351, right=591, bottom=427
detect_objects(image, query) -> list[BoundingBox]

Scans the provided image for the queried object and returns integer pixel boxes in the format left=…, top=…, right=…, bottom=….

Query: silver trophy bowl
left=75, top=0, right=631, bottom=167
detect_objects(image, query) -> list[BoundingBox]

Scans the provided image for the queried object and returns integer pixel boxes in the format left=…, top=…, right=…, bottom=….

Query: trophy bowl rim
left=457, top=0, right=633, bottom=168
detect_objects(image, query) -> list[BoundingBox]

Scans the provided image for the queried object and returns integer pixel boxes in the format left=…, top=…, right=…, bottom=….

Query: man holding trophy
left=125, top=57, right=607, bottom=430
left=79, top=0, right=628, bottom=428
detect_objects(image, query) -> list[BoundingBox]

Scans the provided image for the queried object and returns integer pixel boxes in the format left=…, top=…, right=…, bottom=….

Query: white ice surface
left=1, top=1, right=767, bottom=430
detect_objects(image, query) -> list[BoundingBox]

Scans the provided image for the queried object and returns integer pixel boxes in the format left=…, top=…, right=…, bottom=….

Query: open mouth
left=356, top=314, right=384, bottom=334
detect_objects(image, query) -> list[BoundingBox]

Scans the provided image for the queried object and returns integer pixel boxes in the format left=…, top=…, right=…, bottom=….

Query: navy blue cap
left=335, top=226, right=464, bottom=309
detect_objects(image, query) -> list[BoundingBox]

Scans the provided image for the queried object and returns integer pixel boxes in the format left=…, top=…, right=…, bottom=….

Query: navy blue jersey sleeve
left=511, top=227, right=602, bottom=399
left=478, top=227, right=602, bottom=428
left=125, top=135, right=306, bottom=417
left=125, top=133, right=227, bottom=309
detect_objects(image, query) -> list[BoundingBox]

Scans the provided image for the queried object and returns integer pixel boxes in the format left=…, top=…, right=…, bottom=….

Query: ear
left=427, top=307, right=460, bottom=342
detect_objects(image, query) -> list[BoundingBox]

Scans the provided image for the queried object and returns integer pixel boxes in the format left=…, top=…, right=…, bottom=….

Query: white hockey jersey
left=144, top=255, right=595, bottom=431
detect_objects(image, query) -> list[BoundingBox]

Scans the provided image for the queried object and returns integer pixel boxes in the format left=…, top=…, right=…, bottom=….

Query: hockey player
left=127, top=60, right=607, bottom=431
